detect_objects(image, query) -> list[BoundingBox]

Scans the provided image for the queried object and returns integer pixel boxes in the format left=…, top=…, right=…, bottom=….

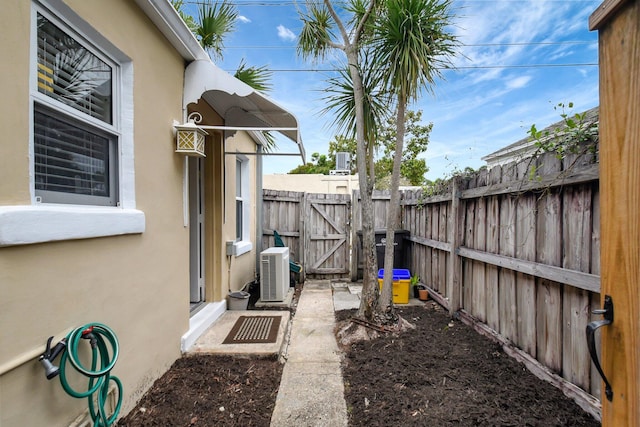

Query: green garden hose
left=58, top=323, right=123, bottom=427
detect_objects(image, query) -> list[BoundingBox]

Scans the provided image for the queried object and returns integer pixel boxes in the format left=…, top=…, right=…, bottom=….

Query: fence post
left=448, top=176, right=462, bottom=315
left=299, top=192, right=306, bottom=283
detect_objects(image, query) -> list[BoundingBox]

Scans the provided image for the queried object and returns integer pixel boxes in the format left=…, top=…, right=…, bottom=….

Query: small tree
left=289, top=152, right=334, bottom=175
left=375, top=110, right=432, bottom=188
left=369, top=0, right=458, bottom=314
left=298, top=0, right=390, bottom=322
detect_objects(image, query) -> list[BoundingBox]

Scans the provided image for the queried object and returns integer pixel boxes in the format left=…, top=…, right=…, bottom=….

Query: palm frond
left=320, top=54, right=392, bottom=147
left=234, top=59, right=273, bottom=94
left=372, top=0, right=459, bottom=102
left=170, top=0, right=199, bottom=32
left=297, top=1, right=335, bottom=62
left=197, top=0, right=238, bottom=60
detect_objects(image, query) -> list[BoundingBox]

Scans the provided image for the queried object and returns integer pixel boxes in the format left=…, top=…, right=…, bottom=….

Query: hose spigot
left=38, top=336, right=67, bottom=380
left=81, top=325, right=98, bottom=348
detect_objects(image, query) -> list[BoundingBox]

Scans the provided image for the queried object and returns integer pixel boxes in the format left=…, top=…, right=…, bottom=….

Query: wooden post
left=447, top=176, right=462, bottom=315
left=590, top=0, right=640, bottom=425
left=296, top=191, right=304, bottom=283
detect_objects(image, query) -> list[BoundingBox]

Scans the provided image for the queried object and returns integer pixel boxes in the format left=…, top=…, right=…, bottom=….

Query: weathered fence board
left=515, top=160, right=537, bottom=357
left=439, top=202, right=448, bottom=295
left=425, top=202, right=434, bottom=290
left=485, top=166, right=501, bottom=331
left=262, top=189, right=304, bottom=281
left=499, top=164, right=518, bottom=343
left=472, top=171, right=487, bottom=322
left=562, top=182, right=593, bottom=391
left=535, top=155, right=563, bottom=373
left=463, top=195, right=474, bottom=308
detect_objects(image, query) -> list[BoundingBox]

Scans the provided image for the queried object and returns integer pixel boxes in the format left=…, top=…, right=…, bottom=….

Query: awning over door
left=184, top=60, right=305, bottom=162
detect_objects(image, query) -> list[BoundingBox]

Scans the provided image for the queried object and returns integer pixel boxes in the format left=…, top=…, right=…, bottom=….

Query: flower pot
left=228, top=291, right=250, bottom=310
left=418, top=288, right=429, bottom=301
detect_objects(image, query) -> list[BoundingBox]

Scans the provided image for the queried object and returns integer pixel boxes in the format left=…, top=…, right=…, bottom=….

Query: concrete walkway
left=270, top=280, right=348, bottom=427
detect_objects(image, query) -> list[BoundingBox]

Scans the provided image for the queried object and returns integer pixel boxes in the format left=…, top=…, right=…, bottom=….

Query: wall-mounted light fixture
left=175, top=112, right=208, bottom=157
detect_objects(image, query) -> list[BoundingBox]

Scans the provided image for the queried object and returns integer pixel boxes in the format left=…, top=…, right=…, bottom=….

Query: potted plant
left=410, top=275, right=429, bottom=301
left=410, top=275, right=421, bottom=298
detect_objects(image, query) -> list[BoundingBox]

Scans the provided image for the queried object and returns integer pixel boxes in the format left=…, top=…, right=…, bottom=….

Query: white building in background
left=263, top=173, right=360, bottom=195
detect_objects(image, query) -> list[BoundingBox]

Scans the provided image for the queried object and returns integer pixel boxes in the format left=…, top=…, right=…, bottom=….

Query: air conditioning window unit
left=260, top=247, right=289, bottom=302
left=335, top=152, right=351, bottom=171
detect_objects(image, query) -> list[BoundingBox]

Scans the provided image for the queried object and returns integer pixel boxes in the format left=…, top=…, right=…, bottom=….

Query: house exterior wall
left=0, top=1, right=189, bottom=425
left=0, top=2, right=31, bottom=204
left=264, top=173, right=360, bottom=195
left=223, top=134, right=259, bottom=293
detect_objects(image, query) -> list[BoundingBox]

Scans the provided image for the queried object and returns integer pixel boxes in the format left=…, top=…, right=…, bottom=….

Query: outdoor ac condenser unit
left=335, top=152, right=351, bottom=171
left=260, top=247, right=289, bottom=302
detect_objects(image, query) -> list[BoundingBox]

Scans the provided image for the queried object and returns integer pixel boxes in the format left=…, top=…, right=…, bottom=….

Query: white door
left=189, top=157, right=205, bottom=303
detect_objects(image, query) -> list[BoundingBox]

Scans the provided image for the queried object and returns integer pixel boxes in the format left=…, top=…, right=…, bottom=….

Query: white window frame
left=0, top=0, right=144, bottom=247
left=233, top=155, right=252, bottom=256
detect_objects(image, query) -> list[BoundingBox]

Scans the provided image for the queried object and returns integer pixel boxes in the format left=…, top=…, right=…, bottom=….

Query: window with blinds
left=236, top=159, right=243, bottom=240
left=34, top=105, right=116, bottom=206
left=33, top=10, right=118, bottom=206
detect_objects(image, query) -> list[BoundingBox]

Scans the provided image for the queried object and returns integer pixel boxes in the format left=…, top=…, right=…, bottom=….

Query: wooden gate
left=303, top=194, right=351, bottom=277
left=590, top=1, right=639, bottom=424
left=262, top=190, right=351, bottom=279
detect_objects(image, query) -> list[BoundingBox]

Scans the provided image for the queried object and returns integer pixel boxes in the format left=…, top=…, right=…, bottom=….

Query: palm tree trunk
left=348, top=48, right=379, bottom=322
left=378, top=96, right=406, bottom=316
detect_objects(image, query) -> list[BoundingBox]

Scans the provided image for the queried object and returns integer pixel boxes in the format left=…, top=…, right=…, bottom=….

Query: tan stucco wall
left=223, top=133, right=259, bottom=293
left=264, top=173, right=360, bottom=195
left=0, top=1, right=189, bottom=425
left=0, top=2, right=31, bottom=204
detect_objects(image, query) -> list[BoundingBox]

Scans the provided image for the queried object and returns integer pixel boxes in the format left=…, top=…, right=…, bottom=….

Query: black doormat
left=222, top=316, right=281, bottom=344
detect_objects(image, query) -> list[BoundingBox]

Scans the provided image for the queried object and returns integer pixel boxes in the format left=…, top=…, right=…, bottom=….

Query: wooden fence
left=262, top=151, right=602, bottom=416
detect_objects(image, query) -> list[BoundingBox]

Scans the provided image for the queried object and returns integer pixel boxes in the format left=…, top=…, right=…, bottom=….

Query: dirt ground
left=339, top=304, right=599, bottom=426
left=119, top=288, right=600, bottom=427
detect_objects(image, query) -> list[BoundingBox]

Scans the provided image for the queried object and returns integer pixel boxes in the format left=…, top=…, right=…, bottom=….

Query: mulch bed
left=339, top=303, right=600, bottom=427
left=117, top=355, right=283, bottom=427
left=119, top=285, right=600, bottom=426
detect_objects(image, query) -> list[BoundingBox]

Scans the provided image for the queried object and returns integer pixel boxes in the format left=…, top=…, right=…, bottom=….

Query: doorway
left=189, top=156, right=205, bottom=305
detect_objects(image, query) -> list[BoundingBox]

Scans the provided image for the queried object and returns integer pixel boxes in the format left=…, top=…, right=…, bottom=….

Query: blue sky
left=183, top=0, right=600, bottom=181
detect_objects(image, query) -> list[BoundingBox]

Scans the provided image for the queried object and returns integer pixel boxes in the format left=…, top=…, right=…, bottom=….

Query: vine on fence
left=526, top=102, right=599, bottom=184
left=528, top=102, right=599, bottom=159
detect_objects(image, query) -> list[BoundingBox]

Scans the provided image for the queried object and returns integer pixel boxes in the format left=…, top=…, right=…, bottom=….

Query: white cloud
left=505, top=75, right=532, bottom=89
left=238, top=15, right=251, bottom=23
left=277, top=25, right=296, bottom=42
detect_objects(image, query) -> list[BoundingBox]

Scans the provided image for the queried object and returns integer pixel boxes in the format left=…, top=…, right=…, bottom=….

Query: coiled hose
left=58, top=323, right=123, bottom=427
